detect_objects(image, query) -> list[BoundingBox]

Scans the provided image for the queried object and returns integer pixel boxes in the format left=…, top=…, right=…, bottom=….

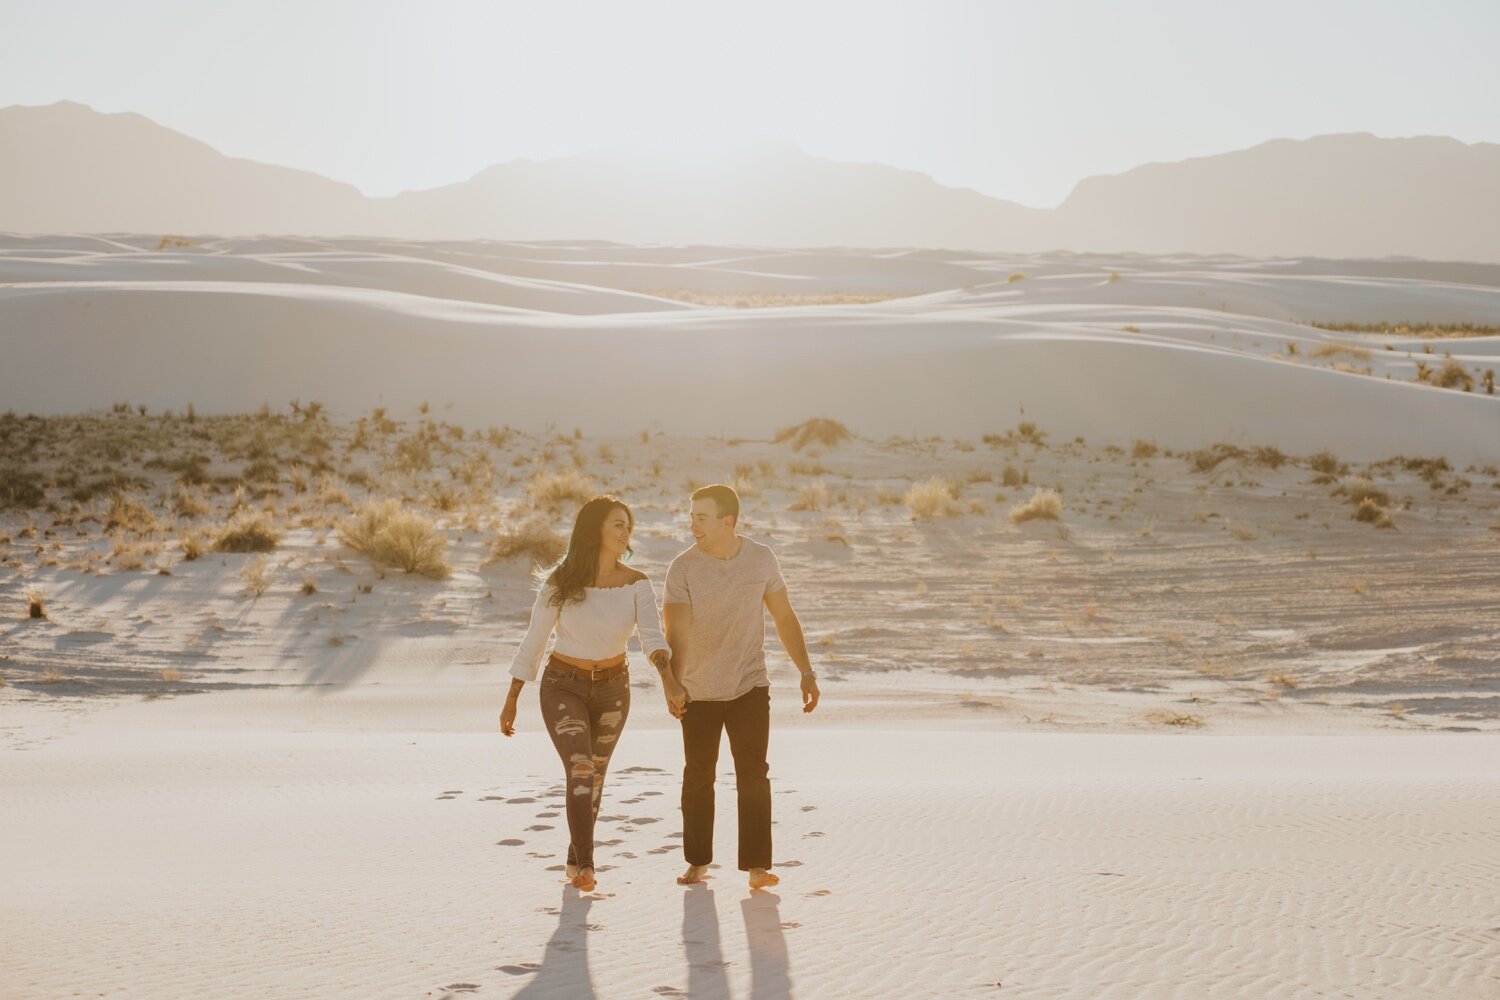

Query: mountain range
left=2, top=101, right=1497, bottom=260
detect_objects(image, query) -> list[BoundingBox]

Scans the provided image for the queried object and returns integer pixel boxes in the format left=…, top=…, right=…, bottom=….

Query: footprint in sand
left=775, top=860, right=804, bottom=868
left=526, top=824, right=554, bottom=831
left=479, top=796, right=505, bottom=801
left=620, top=797, right=644, bottom=804
left=496, top=838, right=525, bottom=846
left=781, top=921, right=802, bottom=929
left=507, top=796, right=537, bottom=804
left=617, top=852, right=637, bottom=859
left=647, top=846, right=675, bottom=855
left=534, top=907, right=560, bottom=916
left=545, top=864, right=566, bottom=872
left=805, top=831, right=825, bottom=838
left=630, top=816, right=661, bottom=825
left=436, top=794, right=458, bottom=800
left=804, top=889, right=832, bottom=898
left=441, top=983, right=480, bottom=993
left=498, top=963, right=540, bottom=975
left=621, top=766, right=668, bottom=774
left=801, top=805, right=818, bottom=812
left=640, top=790, right=664, bottom=797
left=595, top=838, right=624, bottom=847
left=651, top=987, right=687, bottom=996
left=535, top=811, right=559, bottom=818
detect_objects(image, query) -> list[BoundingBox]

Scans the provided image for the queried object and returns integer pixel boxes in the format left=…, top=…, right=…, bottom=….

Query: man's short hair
left=692, top=483, right=740, bottom=523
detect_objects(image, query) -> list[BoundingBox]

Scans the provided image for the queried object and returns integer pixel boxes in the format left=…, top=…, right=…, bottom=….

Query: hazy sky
left=3, top=0, right=1497, bottom=207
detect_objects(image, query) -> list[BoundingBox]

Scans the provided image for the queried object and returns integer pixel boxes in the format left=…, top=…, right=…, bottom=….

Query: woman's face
left=599, top=505, right=633, bottom=559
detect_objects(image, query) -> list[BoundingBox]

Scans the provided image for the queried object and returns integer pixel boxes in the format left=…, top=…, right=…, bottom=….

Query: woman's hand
left=500, top=697, right=518, bottom=737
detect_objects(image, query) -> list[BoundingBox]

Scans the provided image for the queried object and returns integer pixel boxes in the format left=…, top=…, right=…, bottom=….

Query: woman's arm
left=508, top=584, right=560, bottom=683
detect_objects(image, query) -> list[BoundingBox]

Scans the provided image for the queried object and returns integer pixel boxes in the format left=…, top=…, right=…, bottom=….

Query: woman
left=500, top=495, right=686, bottom=893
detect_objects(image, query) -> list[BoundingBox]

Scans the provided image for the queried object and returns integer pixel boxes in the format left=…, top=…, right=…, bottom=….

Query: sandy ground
left=3, top=237, right=1498, bottom=997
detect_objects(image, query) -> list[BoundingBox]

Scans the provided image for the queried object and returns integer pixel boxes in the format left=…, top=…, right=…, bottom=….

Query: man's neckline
left=697, top=535, right=744, bottom=561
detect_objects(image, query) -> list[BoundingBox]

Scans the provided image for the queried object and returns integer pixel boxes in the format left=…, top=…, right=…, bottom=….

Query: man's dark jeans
left=680, top=685, right=771, bottom=871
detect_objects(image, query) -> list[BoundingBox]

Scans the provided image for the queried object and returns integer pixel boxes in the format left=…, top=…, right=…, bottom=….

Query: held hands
left=800, top=672, right=820, bottom=714
left=651, top=649, right=690, bottom=719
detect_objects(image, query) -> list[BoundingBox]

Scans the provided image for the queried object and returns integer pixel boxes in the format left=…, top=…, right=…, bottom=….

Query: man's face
left=689, top=498, right=734, bottom=547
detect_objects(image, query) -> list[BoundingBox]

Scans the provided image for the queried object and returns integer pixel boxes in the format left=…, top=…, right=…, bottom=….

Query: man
left=661, top=483, right=819, bottom=890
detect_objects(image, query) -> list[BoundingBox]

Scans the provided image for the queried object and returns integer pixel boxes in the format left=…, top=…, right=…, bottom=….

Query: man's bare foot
left=570, top=866, right=596, bottom=892
left=676, top=864, right=710, bottom=885
left=748, top=868, right=780, bottom=889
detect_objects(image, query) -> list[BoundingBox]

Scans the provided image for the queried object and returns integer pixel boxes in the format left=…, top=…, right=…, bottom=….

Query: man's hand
left=662, top=678, right=690, bottom=720
left=800, top=673, right=820, bottom=714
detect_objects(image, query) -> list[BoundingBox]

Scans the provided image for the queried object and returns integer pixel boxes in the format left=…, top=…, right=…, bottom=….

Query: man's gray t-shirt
left=664, top=536, right=786, bottom=702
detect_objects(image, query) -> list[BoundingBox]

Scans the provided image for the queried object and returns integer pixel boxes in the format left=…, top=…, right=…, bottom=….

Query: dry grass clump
left=339, top=499, right=398, bottom=554
left=1009, top=487, right=1063, bottom=524
left=1310, top=342, right=1373, bottom=361
left=1131, top=440, right=1159, bottom=459
left=1148, top=712, right=1205, bottom=728
left=214, top=512, right=281, bottom=553
left=105, top=494, right=157, bottom=535
left=179, top=528, right=209, bottom=561
left=25, top=589, right=46, bottom=619
left=242, top=555, right=272, bottom=597
left=526, top=468, right=596, bottom=512
left=1268, top=672, right=1298, bottom=689
left=1335, top=477, right=1391, bottom=508
left=1428, top=358, right=1475, bottom=391
left=489, top=517, right=568, bottom=568
left=173, top=485, right=209, bottom=518
left=789, top=481, right=834, bottom=512
left=904, top=478, right=962, bottom=520
left=1352, top=497, right=1395, bottom=528
left=982, top=422, right=1047, bottom=448
left=364, top=512, right=450, bottom=578
left=774, top=418, right=853, bottom=452
left=1310, top=320, right=1500, bottom=339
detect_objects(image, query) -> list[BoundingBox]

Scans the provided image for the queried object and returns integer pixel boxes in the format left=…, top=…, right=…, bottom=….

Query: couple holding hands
left=500, top=484, right=820, bottom=893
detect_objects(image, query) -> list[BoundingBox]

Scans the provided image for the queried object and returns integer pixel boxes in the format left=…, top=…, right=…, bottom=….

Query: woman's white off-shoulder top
left=508, top=578, right=668, bottom=682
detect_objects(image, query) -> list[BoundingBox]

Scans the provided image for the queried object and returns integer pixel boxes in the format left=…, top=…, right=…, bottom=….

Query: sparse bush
left=243, top=555, right=271, bottom=597
left=364, top=512, right=450, bottom=578
left=904, top=478, right=961, bottom=520
left=339, top=500, right=399, bottom=553
left=789, top=481, right=833, bottom=512
left=214, top=512, right=281, bottom=553
left=1009, top=487, right=1063, bottom=524
left=489, top=517, right=568, bottom=568
left=1337, top=477, right=1391, bottom=508
left=179, top=529, right=208, bottom=561
left=1352, top=497, right=1394, bottom=528
left=1432, top=358, right=1475, bottom=391
left=527, top=468, right=596, bottom=512
left=1310, top=342, right=1372, bottom=361
left=1131, top=440, right=1158, bottom=459
left=1, top=467, right=45, bottom=509
left=774, top=418, right=853, bottom=453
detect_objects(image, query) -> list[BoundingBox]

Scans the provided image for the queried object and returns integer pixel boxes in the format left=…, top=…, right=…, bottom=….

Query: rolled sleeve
left=632, top=579, right=669, bottom=659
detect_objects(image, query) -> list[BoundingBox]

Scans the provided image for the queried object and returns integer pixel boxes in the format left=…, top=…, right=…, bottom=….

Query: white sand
left=3, top=234, right=1499, bottom=997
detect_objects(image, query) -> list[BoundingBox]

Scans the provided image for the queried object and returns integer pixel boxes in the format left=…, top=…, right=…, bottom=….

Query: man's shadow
left=741, top=891, right=791, bottom=1000
left=682, top=884, right=733, bottom=1000
left=512, top=888, right=597, bottom=999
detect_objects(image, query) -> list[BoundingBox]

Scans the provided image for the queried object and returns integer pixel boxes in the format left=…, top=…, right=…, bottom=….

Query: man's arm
left=765, top=587, right=819, bottom=713
left=661, top=602, right=690, bottom=717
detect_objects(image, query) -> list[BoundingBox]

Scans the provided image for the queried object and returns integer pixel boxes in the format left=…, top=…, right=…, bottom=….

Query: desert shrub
left=104, top=494, right=157, bottom=535
left=526, top=468, right=596, bottom=512
left=0, top=467, right=45, bottom=509
left=1250, top=446, right=1287, bottom=469
left=1131, top=440, right=1158, bottom=459
left=905, top=478, right=961, bottom=520
left=1186, top=443, right=1244, bottom=473
left=789, top=481, right=832, bottom=512
left=242, top=555, right=272, bottom=596
left=1306, top=451, right=1343, bottom=477
left=1432, top=358, right=1475, bottom=391
left=214, top=512, right=281, bottom=553
left=364, top=512, right=450, bottom=578
left=1310, top=342, right=1372, bottom=361
left=489, top=517, right=568, bottom=568
left=339, top=500, right=399, bottom=553
left=1009, top=487, right=1063, bottom=524
left=1336, top=477, right=1391, bottom=508
left=774, top=418, right=853, bottom=452
left=1353, top=497, right=1394, bottom=528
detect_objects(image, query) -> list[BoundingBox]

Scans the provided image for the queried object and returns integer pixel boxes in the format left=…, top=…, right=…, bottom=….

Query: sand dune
left=2, top=237, right=1496, bottom=461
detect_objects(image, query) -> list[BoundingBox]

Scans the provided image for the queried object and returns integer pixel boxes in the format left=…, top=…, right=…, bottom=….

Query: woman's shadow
left=511, top=888, right=597, bottom=999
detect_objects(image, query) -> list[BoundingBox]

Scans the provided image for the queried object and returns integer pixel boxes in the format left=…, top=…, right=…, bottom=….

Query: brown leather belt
left=546, top=651, right=628, bottom=681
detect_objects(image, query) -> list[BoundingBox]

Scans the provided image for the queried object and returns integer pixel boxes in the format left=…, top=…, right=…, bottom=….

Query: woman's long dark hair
left=545, top=495, right=633, bottom=608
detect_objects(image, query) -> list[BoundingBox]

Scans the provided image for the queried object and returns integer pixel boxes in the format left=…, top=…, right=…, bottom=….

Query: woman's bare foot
left=565, top=862, right=579, bottom=880
left=748, top=868, right=780, bottom=889
left=570, top=866, right=596, bottom=892
left=676, top=864, right=710, bottom=885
